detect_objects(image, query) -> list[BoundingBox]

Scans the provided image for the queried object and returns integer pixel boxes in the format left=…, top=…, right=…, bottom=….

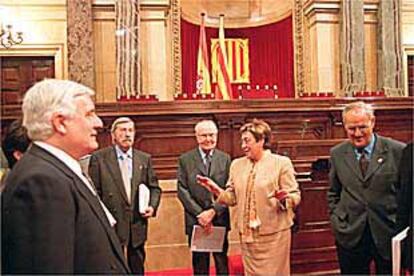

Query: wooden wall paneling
left=1, top=99, right=413, bottom=274
left=374, top=109, right=414, bottom=142
left=275, top=139, right=348, bottom=274
left=215, top=113, right=247, bottom=159
left=409, top=55, right=414, bottom=96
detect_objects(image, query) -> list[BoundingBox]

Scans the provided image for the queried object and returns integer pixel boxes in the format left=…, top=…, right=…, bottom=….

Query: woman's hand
left=269, top=190, right=289, bottom=210
left=275, top=190, right=288, bottom=201
left=196, top=175, right=223, bottom=196
left=275, top=190, right=289, bottom=209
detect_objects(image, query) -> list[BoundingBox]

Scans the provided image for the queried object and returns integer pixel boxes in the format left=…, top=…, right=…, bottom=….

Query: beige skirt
left=240, top=229, right=291, bottom=276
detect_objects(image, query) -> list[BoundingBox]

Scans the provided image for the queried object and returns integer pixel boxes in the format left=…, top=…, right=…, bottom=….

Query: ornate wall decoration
left=377, top=0, right=404, bottom=96
left=67, top=0, right=95, bottom=88
left=115, top=0, right=140, bottom=100
left=340, top=0, right=366, bottom=96
left=171, top=0, right=182, bottom=95
left=293, top=0, right=305, bottom=96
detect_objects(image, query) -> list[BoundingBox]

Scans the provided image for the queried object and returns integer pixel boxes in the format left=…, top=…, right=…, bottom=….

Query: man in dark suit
left=328, top=101, right=406, bottom=275
left=89, top=117, right=161, bottom=275
left=1, top=79, right=130, bottom=274
left=177, top=120, right=231, bottom=275
left=396, top=142, right=413, bottom=273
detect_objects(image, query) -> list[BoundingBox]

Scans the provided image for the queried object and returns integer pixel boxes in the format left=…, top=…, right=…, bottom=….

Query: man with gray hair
left=1, top=79, right=130, bottom=274
left=328, top=101, right=405, bottom=274
left=89, top=116, right=161, bottom=275
left=177, top=120, right=231, bottom=275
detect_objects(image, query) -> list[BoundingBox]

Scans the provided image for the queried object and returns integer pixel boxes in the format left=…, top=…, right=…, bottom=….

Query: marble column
left=115, top=0, right=140, bottom=99
left=67, top=0, right=95, bottom=89
left=340, top=0, right=365, bottom=96
left=377, top=0, right=404, bottom=96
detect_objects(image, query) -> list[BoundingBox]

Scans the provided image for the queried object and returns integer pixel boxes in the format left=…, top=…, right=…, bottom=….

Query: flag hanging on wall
left=214, top=14, right=233, bottom=100
left=196, top=13, right=211, bottom=95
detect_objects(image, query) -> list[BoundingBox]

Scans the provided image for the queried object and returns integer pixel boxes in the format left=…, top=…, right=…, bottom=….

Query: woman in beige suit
left=198, top=119, right=300, bottom=275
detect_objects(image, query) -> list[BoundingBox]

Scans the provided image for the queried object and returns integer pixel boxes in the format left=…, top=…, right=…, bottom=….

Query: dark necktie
left=205, top=154, right=212, bottom=176
left=358, top=149, right=369, bottom=177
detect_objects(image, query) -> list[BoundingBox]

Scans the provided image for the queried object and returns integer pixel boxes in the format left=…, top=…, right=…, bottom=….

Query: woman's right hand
left=196, top=175, right=223, bottom=196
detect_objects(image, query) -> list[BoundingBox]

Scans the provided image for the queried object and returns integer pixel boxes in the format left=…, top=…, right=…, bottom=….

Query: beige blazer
left=220, top=150, right=300, bottom=235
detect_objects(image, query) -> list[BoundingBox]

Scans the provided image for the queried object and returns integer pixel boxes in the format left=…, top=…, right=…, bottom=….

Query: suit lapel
left=106, top=147, right=129, bottom=204
left=343, top=143, right=365, bottom=181
left=209, top=151, right=220, bottom=178
left=193, top=149, right=208, bottom=177
left=131, top=149, right=142, bottom=207
left=364, top=136, right=387, bottom=180
left=73, top=171, right=130, bottom=272
left=192, top=149, right=214, bottom=203
left=30, top=145, right=129, bottom=272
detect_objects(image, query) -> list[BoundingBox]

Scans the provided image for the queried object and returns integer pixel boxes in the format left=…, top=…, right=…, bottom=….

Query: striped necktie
left=120, top=155, right=131, bottom=203
left=358, top=149, right=369, bottom=177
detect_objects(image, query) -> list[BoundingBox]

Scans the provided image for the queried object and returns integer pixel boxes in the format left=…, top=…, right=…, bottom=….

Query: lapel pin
left=377, top=157, right=383, bottom=164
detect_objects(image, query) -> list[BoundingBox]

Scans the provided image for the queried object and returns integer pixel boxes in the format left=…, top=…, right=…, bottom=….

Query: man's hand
left=141, top=206, right=154, bottom=218
left=197, top=209, right=216, bottom=227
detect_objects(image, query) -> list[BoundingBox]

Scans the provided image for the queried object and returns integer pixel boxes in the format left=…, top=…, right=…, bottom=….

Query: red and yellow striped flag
left=215, top=14, right=233, bottom=100
left=196, top=13, right=211, bottom=95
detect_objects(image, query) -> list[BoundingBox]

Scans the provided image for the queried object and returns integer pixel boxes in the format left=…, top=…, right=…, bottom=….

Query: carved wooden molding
left=0, top=44, right=66, bottom=80
left=377, top=0, right=404, bottom=96
left=294, top=0, right=305, bottom=96
left=171, top=0, right=182, bottom=95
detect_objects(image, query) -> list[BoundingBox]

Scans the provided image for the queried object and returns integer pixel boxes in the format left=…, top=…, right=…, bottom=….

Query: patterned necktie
left=120, top=156, right=131, bottom=203
left=205, top=154, right=212, bottom=176
left=358, top=149, right=369, bottom=177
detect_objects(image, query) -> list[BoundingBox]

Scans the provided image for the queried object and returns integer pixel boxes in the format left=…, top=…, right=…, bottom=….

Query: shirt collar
left=34, top=141, right=83, bottom=176
left=354, top=134, right=376, bottom=158
left=115, top=145, right=132, bottom=160
left=198, top=147, right=214, bottom=161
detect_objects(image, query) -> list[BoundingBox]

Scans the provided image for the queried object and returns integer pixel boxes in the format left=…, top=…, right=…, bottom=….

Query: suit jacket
left=223, top=150, right=301, bottom=236
left=89, top=146, right=161, bottom=248
left=396, top=143, right=413, bottom=270
left=1, top=144, right=130, bottom=274
left=177, top=148, right=231, bottom=235
left=328, top=135, right=405, bottom=260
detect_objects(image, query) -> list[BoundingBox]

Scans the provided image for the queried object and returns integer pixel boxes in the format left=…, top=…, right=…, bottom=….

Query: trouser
left=124, top=242, right=145, bottom=275
left=336, top=224, right=392, bottom=275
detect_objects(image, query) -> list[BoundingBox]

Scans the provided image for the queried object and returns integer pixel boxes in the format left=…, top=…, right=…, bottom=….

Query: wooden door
left=1, top=56, right=55, bottom=105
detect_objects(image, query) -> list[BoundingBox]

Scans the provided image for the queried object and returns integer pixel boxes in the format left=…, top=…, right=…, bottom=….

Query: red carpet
left=146, top=255, right=244, bottom=276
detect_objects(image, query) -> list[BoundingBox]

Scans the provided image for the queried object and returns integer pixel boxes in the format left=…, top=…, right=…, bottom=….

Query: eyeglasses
left=196, top=133, right=217, bottom=139
left=345, top=125, right=370, bottom=134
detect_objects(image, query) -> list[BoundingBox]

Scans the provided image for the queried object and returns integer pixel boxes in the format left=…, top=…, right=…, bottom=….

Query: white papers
left=139, top=183, right=150, bottom=214
left=190, top=225, right=226, bottom=252
left=392, top=226, right=409, bottom=276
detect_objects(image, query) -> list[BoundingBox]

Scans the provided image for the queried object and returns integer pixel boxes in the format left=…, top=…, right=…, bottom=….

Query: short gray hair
left=22, top=79, right=95, bottom=141
left=194, top=120, right=218, bottom=134
left=111, top=117, right=134, bottom=133
left=342, top=101, right=375, bottom=122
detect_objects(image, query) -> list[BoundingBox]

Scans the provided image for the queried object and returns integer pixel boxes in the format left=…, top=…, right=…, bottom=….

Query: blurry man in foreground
left=2, top=79, right=130, bottom=274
